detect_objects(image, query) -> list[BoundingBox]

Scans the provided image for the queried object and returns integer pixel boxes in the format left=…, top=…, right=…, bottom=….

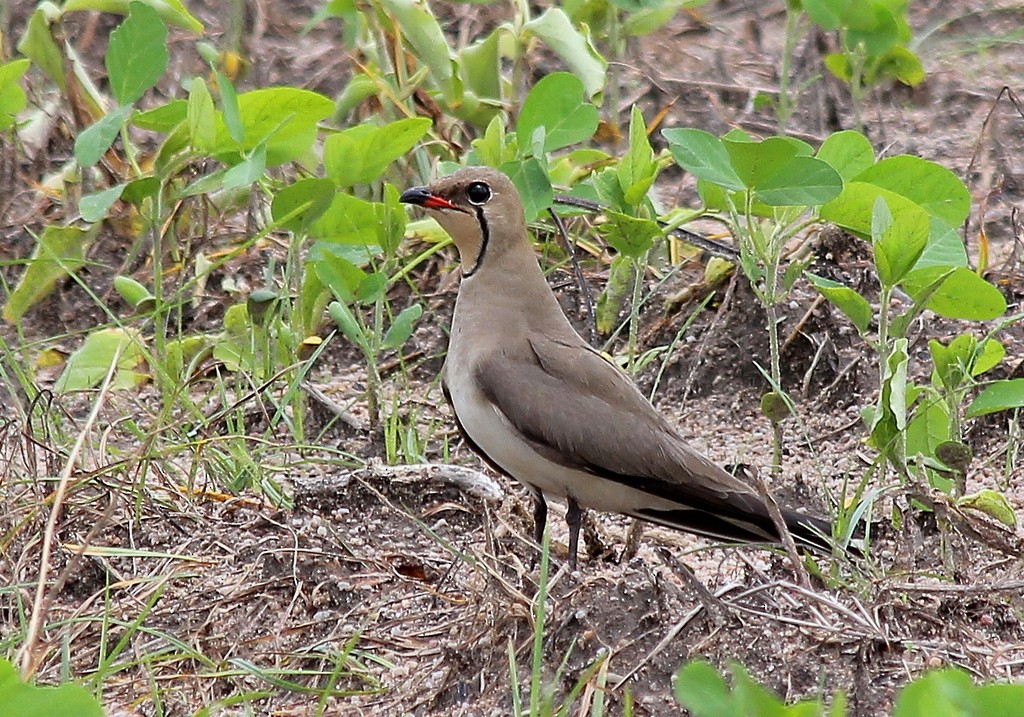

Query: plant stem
left=626, top=253, right=645, bottom=373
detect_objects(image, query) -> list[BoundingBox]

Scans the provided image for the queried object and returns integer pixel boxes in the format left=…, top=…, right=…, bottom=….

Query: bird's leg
left=532, top=492, right=547, bottom=546
left=566, top=496, right=583, bottom=570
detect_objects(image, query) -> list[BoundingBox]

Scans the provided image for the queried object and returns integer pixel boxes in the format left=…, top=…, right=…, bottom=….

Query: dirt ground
left=3, top=1, right=1024, bottom=716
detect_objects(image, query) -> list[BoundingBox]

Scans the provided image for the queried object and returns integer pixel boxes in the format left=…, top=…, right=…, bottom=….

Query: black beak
left=399, top=186, right=464, bottom=212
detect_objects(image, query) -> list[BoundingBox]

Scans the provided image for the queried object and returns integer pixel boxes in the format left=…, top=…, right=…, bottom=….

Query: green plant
left=790, top=0, right=925, bottom=130
left=674, top=660, right=1024, bottom=717
left=0, top=657, right=104, bottom=717
left=663, top=126, right=843, bottom=475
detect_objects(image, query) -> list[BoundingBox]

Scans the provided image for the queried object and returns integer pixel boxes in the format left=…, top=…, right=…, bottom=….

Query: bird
left=400, top=166, right=835, bottom=568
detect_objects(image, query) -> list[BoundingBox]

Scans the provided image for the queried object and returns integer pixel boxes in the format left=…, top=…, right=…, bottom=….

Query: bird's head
left=400, top=167, right=527, bottom=277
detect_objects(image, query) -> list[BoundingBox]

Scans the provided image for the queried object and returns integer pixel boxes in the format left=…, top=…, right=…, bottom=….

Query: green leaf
left=312, top=245, right=368, bottom=304
left=17, top=9, right=66, bottom=91
left=972, top=338, right=1004, bottom=377
left=0, top=658, right=104, bottom=717
left=79, top=183, right=126, bottom=222
left=356, top=271, right=388, bottom=304
left=187, top=77, right=217, bottom=151
left=3, top=224, right=102, bottom=323
left=382, top=303, right=423, bottom=349
left=106, top=2, right=168, bottom=105
left=499, top=158, right=554, bottom=223
left=377, top=184, right=408, bottom=257
left=75, top=105, right=131, bottom=167
left=806, top=273, right=872, bottom=333
left=855, top=156, right=971, bottom=227
left=222, top=145, right=266, bottom=190
left=914, top=217, right=968, bottom=270
left=121, top=176, right=160, bottom=205
left=63, top=0, right=204, bottom=32
left=378, top=0, right=455, bottom=98
left=820, top=180, right=929, bottom=240
left=0, top=59, right=31, bottom=131
left=958, top=489, right=1016, bottom=527
left=967, top=379, right=1024, bottom=418
left=754, top=155, right=843, bottom=206
left=816, top=130, right=875, bottom=182
left=212, top=88, right=333, bottom=166
left=603, top=211, right=661, bottom=259
left=457, top=27, right=502, bottom=101
left=55, top=328, right=148, bottom=392
left=323, top=117, right=432, bottom=187
left=310, top=193, right=380, bottom=245
left=893, top=668, right=975, bottom=717
left=673, top=661, right=734, bottom=717
left=523, top=8, right=607, bottom=101
left=664, top=128, right=744, bottom=191
left=871, top=196, right=928, bottom=286
left=132, top=99, right=187, bottom=131
left=113, top=275, right=155, bottom=310
left=217, top=71, right=244, bottom=145
left=328, top=301, right=368, bottom=350
left=901, top=266, right=1006, bottom=321
left=617, top=105, right=658, bottom=208
left=517, top=73, right=600, bottom=154
left=271, top=178, right=336, bottom=233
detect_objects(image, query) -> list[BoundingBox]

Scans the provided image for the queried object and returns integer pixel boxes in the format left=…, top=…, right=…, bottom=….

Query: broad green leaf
left=222, top=145, right=266, bottom=190
left=132, top=99, right=187, bottom=132
left=820, top=180, right=928, bottom=239
left=753, top=155, right=842, bottom=206
left=54, top=328, right=147, bottom=392
left=79, top=183, right=126, bottom=222
left=63, top=0, right=204, bottom=32
left=806, top=273, right=872, bottom=333
left=958, top=489, right=1016, bottom=527
left=382, top=303, right=423, bottom=349
left=187, top=77, right=217, bottom=152
left=499, top=158, right=553, bottom=223
left=271, top=178, right=336, bottom=233
left=0, top=658, right=104, bottom=717
left=972, top=338, right=1004, bottom=377
left=603, top=211, right=661, bottom=258
left=122, top=176, right=160, bottom=205
left=673, top=661, right=734, bottom=717
left=323, top=117, right=431, bottom=187
left=893, top=668, right=975, bottom=717
left=106, top=2, right=168, bottom=105
left=855, top=155, right=970, bottom=227
left=3, top=224, right=101, bottom=323
left=871, top=196, right=927, bottom=286
left=872, top=45, right=925, bottom=86
left=17, top=9, right=66, bottom=91
left=914, top=217, right=968, bottom=270
left=618, top=105, right=658, bottom=208
left=816, top=129, right=874, bottom=181
left=664, top=128, right=743, bottom=191
left=470, top=115, right=516, bottom=167
left=378, top=0, right=454, bottom=97
left=517, top=73, right=599, bottom=153
left=457, top=27, right=502, bottom=101
left=901, top=266, right=1006, bottom=321
left=801, top=0, right=846, bottom=30
left=75, top=105, right=131, bottom=167
left=523, top=8, right=607, bottom=101
left=723, top=136, right=800, bottom=188
left=0, top=59, right=30, bottom=131
left=967, top=379, right=1024, bottom=418
left=905, top=395, right=950, bottom=458
left=310, top=193, right=380, bottom=245
left=212, top=88, right=333, bottom=166
left=312, top=244, right=369, bottom=304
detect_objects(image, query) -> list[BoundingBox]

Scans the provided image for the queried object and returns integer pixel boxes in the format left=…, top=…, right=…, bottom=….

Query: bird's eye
left=466, top=181, right=492, bottom=206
